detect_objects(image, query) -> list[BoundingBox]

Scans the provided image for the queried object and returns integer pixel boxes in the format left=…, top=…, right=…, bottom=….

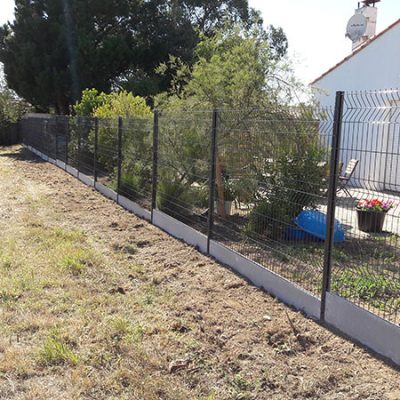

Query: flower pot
left=224, top=200, right=233, bottom=216
left=356, top=210, right=386, bottom=233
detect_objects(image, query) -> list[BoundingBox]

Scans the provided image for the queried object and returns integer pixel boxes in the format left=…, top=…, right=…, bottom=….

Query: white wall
left=313, top=22, right=400, bottom=106
left=312, top=22, right=400, bottom=191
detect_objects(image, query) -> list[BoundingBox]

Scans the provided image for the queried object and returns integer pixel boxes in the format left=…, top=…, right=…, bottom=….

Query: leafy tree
left=0, top=87, right=30, bottom=128
left=73, top=89, right=153, bottom=200
left=73, top=88, right=109, bottom=117
left=0, top=0, right=134, bottom=114
left=0, top=0, right=259, bottom=113
left=155, top=25, right=321, bottom=223
left=155, top=24, right=295, bottom=110
left=118, top=4, right=288, bottom=98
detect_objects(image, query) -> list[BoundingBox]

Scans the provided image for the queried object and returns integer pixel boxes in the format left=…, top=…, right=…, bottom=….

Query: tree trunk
left=216, top=154, right=226, bottom=218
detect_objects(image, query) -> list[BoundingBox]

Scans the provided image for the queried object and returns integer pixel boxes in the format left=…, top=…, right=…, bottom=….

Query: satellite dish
left=346, top=13, right=367, bottom=41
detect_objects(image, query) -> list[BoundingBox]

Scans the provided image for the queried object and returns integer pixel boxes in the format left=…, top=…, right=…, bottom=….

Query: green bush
left=156, top=179, right=192, bottom=219
left=245, top=117, right=327, bottom=239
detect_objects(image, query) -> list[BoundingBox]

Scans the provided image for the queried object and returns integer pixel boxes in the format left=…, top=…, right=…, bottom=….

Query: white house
left=311, top=2, right=400, bottom=192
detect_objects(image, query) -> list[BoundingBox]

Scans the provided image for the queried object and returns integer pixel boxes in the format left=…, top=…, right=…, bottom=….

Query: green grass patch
left=109, top=317, right=144, bottom=344
left=331, top=268, right=400, bottom=311
left=38, top=332, right=79, bottom=366
left=57, top=250, right=95, bottom=275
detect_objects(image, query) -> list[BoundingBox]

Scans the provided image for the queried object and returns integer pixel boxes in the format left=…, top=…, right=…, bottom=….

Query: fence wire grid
left=20, top=91, right=400, bottom=325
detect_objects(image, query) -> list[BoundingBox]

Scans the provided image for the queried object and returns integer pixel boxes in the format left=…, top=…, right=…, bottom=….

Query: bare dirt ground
left=0, top=145, right=399, bottom=400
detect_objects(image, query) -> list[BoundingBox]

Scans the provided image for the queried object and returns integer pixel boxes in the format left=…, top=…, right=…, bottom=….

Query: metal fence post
left=55, top=119, right=58, bottom=160
left=77, top=117, right=81, bottom=176
left=43, top=119, right=48, bottom=156
left=93, top=117, right=98, bottom=183
left=207, top=109, right=219, bottom=254
left=65, top=117, right=69, bottom=170
left=321, top=91, right=345, bottom=321
left=117, top=116, right=123, bottom=201
left=151, top=110, right=159, bottom=223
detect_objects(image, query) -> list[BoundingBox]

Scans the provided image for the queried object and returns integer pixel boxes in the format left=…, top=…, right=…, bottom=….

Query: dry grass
left=0, top=146, right=399, bottom=400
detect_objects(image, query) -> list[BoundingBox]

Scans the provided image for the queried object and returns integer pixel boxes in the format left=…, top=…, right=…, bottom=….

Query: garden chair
left=337, top=159, right=359, bottom=197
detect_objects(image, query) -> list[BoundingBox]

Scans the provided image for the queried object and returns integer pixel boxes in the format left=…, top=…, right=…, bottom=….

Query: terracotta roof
left=311, top=18, right=400, bottom=85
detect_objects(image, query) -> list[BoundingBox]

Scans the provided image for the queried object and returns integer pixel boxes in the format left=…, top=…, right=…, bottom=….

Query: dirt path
left=0, top=146, right=399, bottom=400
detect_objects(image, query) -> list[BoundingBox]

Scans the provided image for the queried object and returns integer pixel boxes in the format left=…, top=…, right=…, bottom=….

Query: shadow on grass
left=0, top=145, right=47, bottom=164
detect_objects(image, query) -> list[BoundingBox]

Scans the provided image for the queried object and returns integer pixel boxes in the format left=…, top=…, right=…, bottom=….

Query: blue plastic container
left=285, top=226, right=319, bottom=241
left=294, top=210, right=345, bottom=243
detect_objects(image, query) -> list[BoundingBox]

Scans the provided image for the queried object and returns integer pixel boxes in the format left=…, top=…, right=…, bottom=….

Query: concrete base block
left=152, top=209, right=208, bottom=254
left=78, top=173, right=95, bottom=187
left=209, top=240, right=321, bottom=319
left=95, top=182, right=117, bottom=201
left=56, top=160, right=66, bottom=169
left=48, top=157, right=56, bottom=165
left=66, top=165, right=78, bottom=177
left=325, top=293, right=400, bottom=365
left=118, top=195, right=151, bottom=221
left=40, top=152, right=49, bottom=161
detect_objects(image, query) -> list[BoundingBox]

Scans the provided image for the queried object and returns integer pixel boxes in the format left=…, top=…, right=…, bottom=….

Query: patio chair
left=337, top=159, right=359, bottom=196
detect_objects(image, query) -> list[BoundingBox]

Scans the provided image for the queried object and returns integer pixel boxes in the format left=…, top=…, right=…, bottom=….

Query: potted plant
left=223, top=178, right=237, bottom=216
left=356, top=198, right=394, bottom=233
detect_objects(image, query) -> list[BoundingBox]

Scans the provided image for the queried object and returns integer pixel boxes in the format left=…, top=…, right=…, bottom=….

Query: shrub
left=245, top=117, right=327, bottom=239
left=157, top=179, right=192, bottom=219
left=0, top=88, right=30, bottom=127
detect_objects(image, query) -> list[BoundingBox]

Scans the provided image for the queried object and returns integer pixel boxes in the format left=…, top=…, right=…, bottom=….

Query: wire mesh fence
left=213, top=108, right=334, bottom=295
left=156, top=111, right=213, bottom=234
left=329, top=90, right=400, bottom=324
left=19, top=90, right=400, bottom=325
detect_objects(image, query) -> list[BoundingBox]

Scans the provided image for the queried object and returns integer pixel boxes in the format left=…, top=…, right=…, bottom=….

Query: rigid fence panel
left=0, top=123, right=19, bottom=145
left=92, top=118, right=117, bottom=190
left=18, top=98, right=400, bottom=365
left=213, top=108, right=334, bottom=296
left=330, top=90, right=400, bottom=325
left=21, top=116, right=49, bottom=154
left=119, top=117, right=153, bottom=211
left=155, top=111, right=213, bottom=236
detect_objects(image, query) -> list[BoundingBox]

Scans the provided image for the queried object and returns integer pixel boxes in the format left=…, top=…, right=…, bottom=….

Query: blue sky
left=1, top=0, right=399, bottom=84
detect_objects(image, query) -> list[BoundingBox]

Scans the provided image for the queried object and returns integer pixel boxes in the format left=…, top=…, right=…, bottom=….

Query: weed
left=231, top=374, right=256, bottom=399
left=110, top=317, right=144, bottom=344
left=0, top=255, right=13, bottom=270
left=113, top=243, right=138, bottom=255
left=58, top=250, right=93, bottom=275
left=141, top=284, right=158, bottom=305
left=38, top=332, right=79, bottom=366
left=0, top=289, right=22, bottom=303
left=331, top=268, right=400, bottom=307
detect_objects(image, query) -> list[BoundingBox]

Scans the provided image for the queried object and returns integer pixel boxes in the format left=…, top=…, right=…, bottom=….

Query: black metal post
left=44, top=119, right=48, bottom=156
left=65, top=117, right=69, bottom=170
left=93, top=117, right=98, bottom=183
left=321, top=91, right=345, bottom=321
left=55, top=119, right=58, bottom=160
left=77, top=117, right=82, bottom=176
left=151, top=110, right=159, bottom=223
left=117, top=116, right=123, bottom=201
left=207, top=109, right=219, bottom=254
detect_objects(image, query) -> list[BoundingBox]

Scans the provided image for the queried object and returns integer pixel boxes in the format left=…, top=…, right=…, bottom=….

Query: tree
left=117, top=3, right=288, bottom=98
left=155, top=23, right=295, bottom=110
left=0, top=0, right=257, bottom=113
left=0, top=0, right=134, bottom=114
left=154, top=25, right=316, bottom=221
left=0, top=88, right=30, bottom=128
